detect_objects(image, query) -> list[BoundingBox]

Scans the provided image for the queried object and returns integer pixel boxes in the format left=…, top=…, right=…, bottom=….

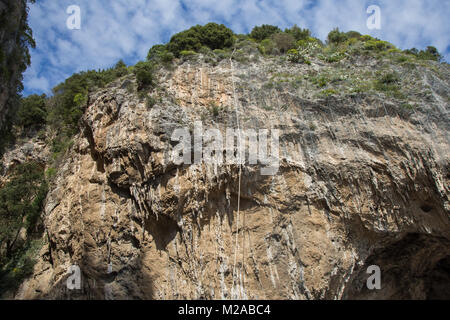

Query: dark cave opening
left=420, top=204, right=434, bottom=213
left=343, top=233, right=450, bottom=299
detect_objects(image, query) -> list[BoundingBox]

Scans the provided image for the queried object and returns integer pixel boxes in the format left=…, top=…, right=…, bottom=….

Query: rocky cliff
left=5, top=42, right=450, bottom=299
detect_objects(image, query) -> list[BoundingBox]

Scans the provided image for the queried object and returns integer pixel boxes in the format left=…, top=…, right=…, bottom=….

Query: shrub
left=346, top=37, right=358, bottom=46
left=287, top=49, right=310, bottom=64
left=231, top=49, right=249, bottom=63
left=319, top=89, right=338, bottom=97
left=180, top=50, right=197, bottom=57
left=45, top=167, right=57, bottom=179
left=50, top=135, right=73, bottom=156
left=285, top=25, right=311, bottom=41
left=167, top=23, right=234, bottom=57
left=327, top=28, right=348, bottom=44
left=345, top=31, right=362, bottom=40
left=318, top=42, right=347, bottom=62
left=0, top=239, right=42, bottom=297
left=133, top=61, right=155, bottom=90
left=364, top=40, right=395, bottom=52
left=401, top=103, right=415, bottom=110
left=160, top=51, right=175, bottom=63
left=48, top=65, right=127, bottom=134
left=387, top=48, right=401, bottom=54
left=422, top=46, right=442, bottom=61
left=73, top=92, right=87, bottom=107
left=250, top=24, right=281, bottom=41
left=360, top=35, right=375, bottom=42
left=404, top=48, right=419, bottom=56
left=200, top=22, right=234, bottom=50
left=374, top=72, right=401, bottom=93
left=167, top=26, right=202, bottom=56
left=271, top=33, right=295, bottom=54
left=16, top=94, right=47, bottom=129
left=147, top=44, right=175, bottom=64
left=287, top=49, right=300, bottom=62
left=395, top=55, right=410, bottom=63
left=379, top=72, right=400, bottom=84
left=210, top=103, right=220, bottom=117
left=324, top=52, right=345, bottom=63
left=258, top=39, right=276, bottom=55
left=147, top=44, right=166, bottom=60
left=312, top=75, right=329, bottom=88
left=213, top=49, right=231, bottom=60
left=291, top=37, right=321, bottom=63
left=199, top=46, right=211, bottom=55
left=114, top=59, right=128, bottom=77
left=404, top=46, right=442, bottom=62
left=287, top=49, right=311, bottom=65
left=146, top=96, right=157, bottom=108
left=235, top=34, right=250, bottom=42
left=296, top=37, right=321, bottom=50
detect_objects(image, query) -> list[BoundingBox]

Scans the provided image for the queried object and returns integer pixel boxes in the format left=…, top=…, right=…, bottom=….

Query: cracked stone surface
left=11, top=53, right=450, bottom=299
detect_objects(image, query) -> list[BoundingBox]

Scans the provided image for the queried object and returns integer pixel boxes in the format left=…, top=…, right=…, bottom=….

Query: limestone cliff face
left=16, top=52, right=450, bottom=299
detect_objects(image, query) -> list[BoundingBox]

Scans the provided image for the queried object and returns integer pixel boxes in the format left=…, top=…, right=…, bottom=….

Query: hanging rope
left=229, top=49, right=244, bottom=299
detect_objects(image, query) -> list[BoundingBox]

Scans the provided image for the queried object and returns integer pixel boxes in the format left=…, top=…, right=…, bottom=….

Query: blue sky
left=23, top=0, right=450, bottom=96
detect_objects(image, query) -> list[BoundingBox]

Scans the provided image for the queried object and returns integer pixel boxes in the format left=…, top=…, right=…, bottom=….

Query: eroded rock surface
left=16, top=54, right=450, bottom=299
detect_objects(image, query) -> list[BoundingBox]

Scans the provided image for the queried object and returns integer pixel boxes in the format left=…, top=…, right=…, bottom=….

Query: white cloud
left=23, top=0, right=450, bottom=95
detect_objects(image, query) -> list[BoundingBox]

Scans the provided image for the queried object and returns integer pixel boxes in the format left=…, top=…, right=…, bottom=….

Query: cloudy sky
left=23, top=0, right=450, bottom=95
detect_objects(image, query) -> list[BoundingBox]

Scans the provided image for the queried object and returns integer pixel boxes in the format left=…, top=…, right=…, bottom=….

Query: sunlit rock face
left=16, top=51, right=450, bottom=299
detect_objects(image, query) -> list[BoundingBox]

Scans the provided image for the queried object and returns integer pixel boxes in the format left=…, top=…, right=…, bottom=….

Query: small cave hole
left=420, top=204, right=434, bottom=213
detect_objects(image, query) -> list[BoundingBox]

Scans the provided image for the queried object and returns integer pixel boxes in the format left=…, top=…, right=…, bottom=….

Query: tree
left=403, top=46, right=442, bottom=62
left=0, top=0, right=36, bottom=91
left=250, top=24, right=281, bottom=41
left=258, top=38, right=276, bottom=55
left=147, top=44, right=167, bottom=60
left=285, top=25, right=311, bottom=41
left=114, top=59, right=128, bottom=77
left=167, top=23, right=234, bottom=57
left=168, top=25, right=203, bottom=56
left=48, top=65, right=128, bottom=134
left=16, top=94, right=47, bottom=129
left=327, top=27, right=348, bottom=44
left=404, top=48, right=419, bottom=56
left=271, top=33, right=295, bottom=54
left=147, top=44, right=174, bottom=63
left=0, top=162, right=47, bottom=259
left=345, top=31, right=362, bottom=40
left=0, top=0, right=36, bottom=154
left=134, top=61, right=155, bottom=90
left=423, top=46, right=442, bottom=61
left=200, top=23, right=234, bottom=50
